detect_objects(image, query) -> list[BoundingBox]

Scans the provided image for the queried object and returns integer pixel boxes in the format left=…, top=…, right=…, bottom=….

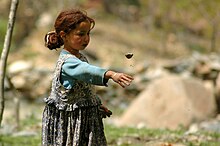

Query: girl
left=42, top=9, right=133, bottom=146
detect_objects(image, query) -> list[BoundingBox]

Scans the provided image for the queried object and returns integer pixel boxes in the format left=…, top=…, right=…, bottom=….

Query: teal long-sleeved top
left=60, top=50, right=108, bottom=89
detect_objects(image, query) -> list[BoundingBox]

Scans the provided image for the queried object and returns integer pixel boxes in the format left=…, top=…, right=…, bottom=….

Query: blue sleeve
left=61, top=57, right=108, bottom=86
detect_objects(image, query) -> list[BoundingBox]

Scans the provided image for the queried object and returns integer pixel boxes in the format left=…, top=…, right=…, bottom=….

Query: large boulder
left=118, top=75, right=217, bottom=129
left=7, top=60, right=53, bottom=100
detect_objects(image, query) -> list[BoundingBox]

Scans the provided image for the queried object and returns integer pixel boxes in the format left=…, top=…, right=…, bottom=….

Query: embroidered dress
left=42, top=50, right=108, bottom=146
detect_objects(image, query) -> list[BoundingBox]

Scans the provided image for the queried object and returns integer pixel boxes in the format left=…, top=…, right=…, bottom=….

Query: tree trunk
left=0, top=0, right=19, bottom=127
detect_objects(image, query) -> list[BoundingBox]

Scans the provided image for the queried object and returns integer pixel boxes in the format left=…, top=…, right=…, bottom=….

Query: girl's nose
left=84, top=35, right=90, bottom=43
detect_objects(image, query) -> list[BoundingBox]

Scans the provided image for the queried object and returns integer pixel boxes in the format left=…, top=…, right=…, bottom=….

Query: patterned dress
left=42, top=50, right=108, bottom=146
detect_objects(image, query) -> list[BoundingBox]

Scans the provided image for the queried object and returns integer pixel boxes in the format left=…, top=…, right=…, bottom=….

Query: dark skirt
left=41, top=104, right=107, bottom=146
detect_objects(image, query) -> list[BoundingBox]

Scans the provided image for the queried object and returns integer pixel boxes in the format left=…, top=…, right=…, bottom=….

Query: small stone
left=125, top=53, right=133, bottom=59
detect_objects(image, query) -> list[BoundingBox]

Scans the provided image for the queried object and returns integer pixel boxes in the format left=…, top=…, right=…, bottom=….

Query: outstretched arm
left=62, top=57, right=133, bottom=88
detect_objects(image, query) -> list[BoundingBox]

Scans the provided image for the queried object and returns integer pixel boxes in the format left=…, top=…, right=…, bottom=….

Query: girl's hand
left=99, top=105, right=112, bottom=118
left=111, top=72, right=134, bottom=88
left=105, top=71, right=134, bottom=88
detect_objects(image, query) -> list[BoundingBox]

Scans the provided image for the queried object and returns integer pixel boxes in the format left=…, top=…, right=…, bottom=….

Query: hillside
left=8, top=15, right=194, bottom=69
left=1, top=0, right=220, bottom=67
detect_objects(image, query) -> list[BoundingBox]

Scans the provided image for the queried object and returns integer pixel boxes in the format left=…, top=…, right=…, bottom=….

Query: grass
left=0, top=106, right=219, bottom=146
left=0, top=135, right=40, bottom=146
left=0, top=119, right=219, bottom=146
left=105, top=124, right=220, bottom=146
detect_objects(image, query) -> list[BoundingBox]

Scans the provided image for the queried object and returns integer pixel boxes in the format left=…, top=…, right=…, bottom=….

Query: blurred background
left=0, top=0, right=220, bottom=145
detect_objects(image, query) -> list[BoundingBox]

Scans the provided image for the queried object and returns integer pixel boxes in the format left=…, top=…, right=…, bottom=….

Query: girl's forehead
left=75, top=21, right=91, bottom=30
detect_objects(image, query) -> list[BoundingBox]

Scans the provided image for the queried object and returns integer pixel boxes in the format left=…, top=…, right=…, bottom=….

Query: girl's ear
left=59, top=31, right=66, bottom=39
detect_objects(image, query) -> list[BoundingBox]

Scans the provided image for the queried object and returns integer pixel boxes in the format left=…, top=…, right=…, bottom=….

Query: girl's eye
left=75, top=31, right=90, bottom=36
left=78, top=33, right=85, bottom=36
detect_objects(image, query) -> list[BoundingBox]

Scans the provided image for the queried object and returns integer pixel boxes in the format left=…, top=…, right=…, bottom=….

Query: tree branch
left=0, top=0, right=19, bottom=126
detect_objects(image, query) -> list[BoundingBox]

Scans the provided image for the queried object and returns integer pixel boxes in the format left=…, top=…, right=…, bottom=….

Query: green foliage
left=0, top=135, right=41, bottom=146
left=187, top=43, right=207, bottom=53
left=0, top=17, right=17, bottom=54
left=0, top=112, right=41, bottom=146
left=0, top=18, right=7, bottom=54
left=20, top=113, right=41, bottom=128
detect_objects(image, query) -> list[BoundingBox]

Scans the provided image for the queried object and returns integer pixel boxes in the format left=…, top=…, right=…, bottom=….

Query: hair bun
left=44, top=31, right=63, bottom=50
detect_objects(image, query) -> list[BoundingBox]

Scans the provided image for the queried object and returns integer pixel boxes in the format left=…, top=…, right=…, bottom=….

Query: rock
left=0, top=124, right=16, bottom=135
left=192, top=60, right=211, bottom=79
left=36, top=12, right=53, bottom=28
left=118, top=75, right=217, bottom=129
left=7, top=65, right=52, bottom=100
left=163, top=59, right=190, bottom=74
left=8, top=60, right=33, bottom=74
left=10, top=75, right=27, bottom=89
left=186, top=123, right=199, bottom=134
left=200, top=120, right=220, bottom=133
left=12, top=130, right=37, bottom=137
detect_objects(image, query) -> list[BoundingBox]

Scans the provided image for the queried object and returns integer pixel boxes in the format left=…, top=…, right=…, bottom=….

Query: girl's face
left=63, top=20, right=91, bottom=52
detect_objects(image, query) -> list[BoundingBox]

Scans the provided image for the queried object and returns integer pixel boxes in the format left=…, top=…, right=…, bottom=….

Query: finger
left=125, top=74, right=134, bottom=80
left=122, top=74, right=134, bottom=81
left=121, top=76, right=133, bottom=84
left=119, top=79, right=131, bottom=86
left=124, top=81, right=131, bottom=86
left=118, top=76, right=132, bottom=86
left=118, top=81, right=125, bottom=88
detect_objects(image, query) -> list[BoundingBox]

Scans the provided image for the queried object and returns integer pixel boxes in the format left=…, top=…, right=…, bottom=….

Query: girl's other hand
left=99, top=105, right=112, bottom=118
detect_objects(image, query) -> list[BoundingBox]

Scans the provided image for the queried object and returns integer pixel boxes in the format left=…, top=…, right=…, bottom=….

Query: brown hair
left=45, top=9, right=95, bottom=50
